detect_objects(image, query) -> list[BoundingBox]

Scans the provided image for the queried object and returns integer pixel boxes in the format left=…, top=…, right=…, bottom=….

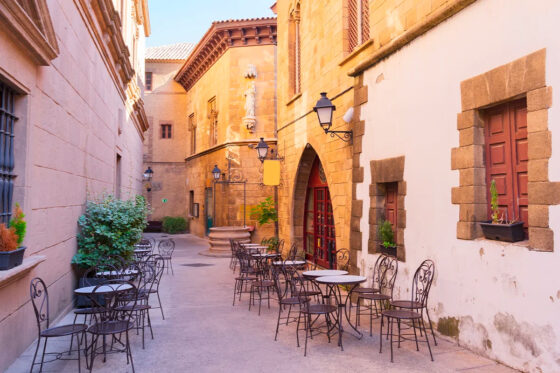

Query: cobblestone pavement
left=7, top=233, right=518, bottom=373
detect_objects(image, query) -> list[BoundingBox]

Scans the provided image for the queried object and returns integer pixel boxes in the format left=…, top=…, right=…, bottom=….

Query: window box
left=379, top=244, right=397, bottom=257
left=0, top=246, right=27, bottom=270
left=479, top=221, right=525, bottom=243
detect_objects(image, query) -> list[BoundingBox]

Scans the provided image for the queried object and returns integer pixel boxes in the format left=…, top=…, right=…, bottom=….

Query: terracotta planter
left=479, top=221, right=525, bottom=242
left=0, top=246, right=27, bottom=270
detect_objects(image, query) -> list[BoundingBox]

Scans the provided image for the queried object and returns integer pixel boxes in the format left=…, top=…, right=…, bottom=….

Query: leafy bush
left=378, top=219, right=395, bottom=248
left=0, top=224, right=18, bottom=252
left=72, top=195, right=149, bottom=269
left=250, top=197, right=278, bottom=226
left=162, top=216, right=188, bottom=234
left=9, top=203, right=26, bottom=246
left=261, top=236, right=279, bottom=253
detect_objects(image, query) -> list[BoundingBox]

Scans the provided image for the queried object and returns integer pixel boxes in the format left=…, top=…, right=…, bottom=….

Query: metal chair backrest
left=371, top=253, right=388, bottom=289
left=236, top=249, right=254, bottom=275
left=411, top=259, right=435, bottom=307
left=89, top=280, right=137, bottom=324
left=141, top=254, right=165, bottom=292
left=286, top=243, right=299, bottom=261
left=30, top=277, right=49, bottom=333
left=270, top=264, right=289, bottom=301
left=378, top=255, right=398, bottom=298
left=288, top=269, right=310, bottom=304
left=158, top=239, right=175, bottom=258
left=334, top=249, right=350, bottom=271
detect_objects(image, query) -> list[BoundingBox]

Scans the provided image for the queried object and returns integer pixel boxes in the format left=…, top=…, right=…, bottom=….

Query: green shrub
left=9, top=203, right=26, bottom=246
left=162, top=216, right=188, bottom=234
left=250, top=197, right=278, bottom=226
left=378, top=219, right=395, bottom=248
left=72, top=195, right=149, bottom=269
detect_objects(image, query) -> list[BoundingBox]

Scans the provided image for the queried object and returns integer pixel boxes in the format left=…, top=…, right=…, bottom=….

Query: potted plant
left=479, top=179, right=525, bottom=242
left=378, top=219, right=397, bottom=257
left=250, top=197, right=279, bottom=252
left=0, top=203, right=27, bottom=270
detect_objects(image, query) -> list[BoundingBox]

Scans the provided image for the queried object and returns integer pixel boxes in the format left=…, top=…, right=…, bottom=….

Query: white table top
left=241, top=243, right=262, bottom=246
left=315, top=275, right=367, bottom=285
left=134, top=249, right=151, bottom=253
left=302, top=270, right=348, bottom=278
left=96, top=269, right=138, bottom=277
left=135, top=243, right=151, bottom=247
left=272, top=260, right=306, bottom=266
left=252, top=253, right=281, bottom=258
left=74, top=283, right=132, bottom=295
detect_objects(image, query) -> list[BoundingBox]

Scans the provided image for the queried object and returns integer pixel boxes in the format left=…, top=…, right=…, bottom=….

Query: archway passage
left=304, top=157, right=336, bottom=268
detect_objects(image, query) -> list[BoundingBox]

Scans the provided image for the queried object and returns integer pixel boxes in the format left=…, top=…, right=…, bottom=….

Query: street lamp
left=255, top=137, right=269, bottom=163
left=313, top=92, right=353, bottom=142
left=143, top=166, right=153, bottom=181
left=211, top=165, right=222, bottom=181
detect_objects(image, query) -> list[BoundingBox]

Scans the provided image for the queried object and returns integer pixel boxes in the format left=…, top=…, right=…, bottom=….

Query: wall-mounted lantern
left=255, top=137, right=269, bottom=163
left=143, top=166, right=154, bottom=192
left=211, top=165, right=222, bottom=181
left=313, top=92, right=353, bottom=143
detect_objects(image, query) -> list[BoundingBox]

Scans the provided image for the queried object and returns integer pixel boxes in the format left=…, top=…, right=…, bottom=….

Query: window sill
left=285, top=93, right=302, bottom=106
left=338, top=39, right=374, bottom=67
left=473, top=237, right=530, bottom=249
left=0, top=255, right=46, bottom=290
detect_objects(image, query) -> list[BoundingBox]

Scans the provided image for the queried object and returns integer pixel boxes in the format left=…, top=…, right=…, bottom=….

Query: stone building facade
left=143, top=43, right=195, bottom=221
left=276, top=0, right=560, bottom=371
left=172, top=18, right=278, bottom=241
left=0, top=0, right=149, bottom=370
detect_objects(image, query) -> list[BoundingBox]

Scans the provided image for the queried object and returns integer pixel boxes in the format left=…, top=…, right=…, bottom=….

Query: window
left=483, top=98, right=528, bottom=231
left=189, top=113, right=196, bottom=154
left=189, top=190, right=195, bottom=216
left=115, top=154, right=122, bottom=199
left=145, top=71, right=153, bottom=91
left=288, top=2, right=301, bottom=97
left=0, top=82, right=17, bottom=224
left=347, top=0, right=370, bottom=53
left=208, top=97, right=217, bottom=146
left=161, top=124, right=172, bottom=139
left=384, top=182, right=398, bottom=235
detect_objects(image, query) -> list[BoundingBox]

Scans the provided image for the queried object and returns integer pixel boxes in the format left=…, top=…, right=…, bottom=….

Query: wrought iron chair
left=138, top=254, right=166, bottom=320
left=30, top=277, right=88, bottom=373
left=333, top=248, right=350, bottom=271
left=248, top=254, right=275, bottom=315
left=381, top=259, right=436, bottom=362
left=87, top=280, right=138, bottom=372
left=229, top=239, right=239, bottom=271
left=271, top=264, right=309, bottom=343
left=292, top=270, right=337, bottom=356
left=232, top=249, right=258, bottom=306
left=389, top=259, right=438, bottom=345
left=356, top=255, right=398, bottom=336
left=351, top=253, right=387, bottom=324
left=158, top=238, right=175, bottom=275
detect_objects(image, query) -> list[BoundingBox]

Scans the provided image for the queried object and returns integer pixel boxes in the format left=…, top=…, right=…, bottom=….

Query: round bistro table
left=272, top=260, right=306, bottom=267
left=74, top=283, right=133, bottom=296
left=315, top=275, right=367, bottom=351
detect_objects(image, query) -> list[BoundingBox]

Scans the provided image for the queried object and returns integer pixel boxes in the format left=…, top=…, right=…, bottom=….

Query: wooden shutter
left=484, top=99, right=528, bottom=229
left=348, top=0, right=359, bottom=51
left=361, top=0, right=370, bottom=42
left=385, top=182, right=398, bottom=234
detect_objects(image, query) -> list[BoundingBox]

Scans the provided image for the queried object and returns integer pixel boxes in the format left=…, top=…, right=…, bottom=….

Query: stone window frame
left=160, top=123, right=172, bottom=139
left=451, top=49, right=556, bottom=251
left=368, top=156, right=407, bottom=261
left=344, top=0, right=370, bottom=54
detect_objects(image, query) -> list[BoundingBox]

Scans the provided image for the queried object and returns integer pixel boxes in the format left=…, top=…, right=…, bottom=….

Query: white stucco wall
left=357, top=0, right=560, bottom=371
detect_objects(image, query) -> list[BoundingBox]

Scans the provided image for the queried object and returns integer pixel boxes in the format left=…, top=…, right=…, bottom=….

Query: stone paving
left=8, top=234, right=518, bottom=373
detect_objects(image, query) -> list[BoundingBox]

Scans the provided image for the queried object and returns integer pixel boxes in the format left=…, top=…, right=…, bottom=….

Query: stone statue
left=243, top=81, right=256, bottom=118
left=243, top=64, right=257, bottom=133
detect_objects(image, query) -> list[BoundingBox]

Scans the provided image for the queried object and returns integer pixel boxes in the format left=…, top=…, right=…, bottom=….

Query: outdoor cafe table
left=315, top=275, right=367, bottom=351
left=74, top=283, right=133, bottom=296
left=272, top=260, right=306, bottom=267
left=302, top=270, right=348, bottom=278
left=252, top=253, right=281, bottom=259
left=95, top=269, right=139, bottom=278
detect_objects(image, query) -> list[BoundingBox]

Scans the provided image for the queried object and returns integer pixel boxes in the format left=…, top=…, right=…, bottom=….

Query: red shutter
left=361, top=0, right=370, bottom=42
left=348, top=0, right=358, bottom=51
left=385, top=182, right=398, bottom=234
left=484, top=99, right=528, bottom=230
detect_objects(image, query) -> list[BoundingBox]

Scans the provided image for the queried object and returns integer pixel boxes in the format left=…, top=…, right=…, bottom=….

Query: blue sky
left=146, top=0, right=276, bottom=47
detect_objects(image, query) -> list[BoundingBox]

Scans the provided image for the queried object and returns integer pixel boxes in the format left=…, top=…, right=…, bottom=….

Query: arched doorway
left=303, top=157, right=336, bottom=268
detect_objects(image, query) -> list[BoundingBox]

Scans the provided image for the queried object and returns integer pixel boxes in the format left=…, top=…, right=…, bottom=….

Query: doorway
left=304, top=158, right=336, bottom=268
left=205, top=187, right=213, bottom=235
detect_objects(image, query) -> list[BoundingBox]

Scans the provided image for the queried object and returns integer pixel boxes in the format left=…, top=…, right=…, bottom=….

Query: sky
left=146, top=0, right=276, bottom=47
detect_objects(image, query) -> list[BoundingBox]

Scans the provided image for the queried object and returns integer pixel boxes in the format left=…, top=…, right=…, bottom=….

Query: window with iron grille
left=161, top=124, right=172, bottom=139
left=0, top=82, right=17, bottom=224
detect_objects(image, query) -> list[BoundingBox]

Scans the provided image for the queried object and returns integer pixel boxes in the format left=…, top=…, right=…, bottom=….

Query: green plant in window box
left=0, top=203, right=27, bottom=270
left=479, top=179, right=525, bottom=242
left=378, top=219, right=397, bottom=257
left=250, top=197, right=278, bottom=226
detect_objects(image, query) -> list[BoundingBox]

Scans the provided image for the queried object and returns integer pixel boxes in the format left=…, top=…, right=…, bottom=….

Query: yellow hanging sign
left=263, top=160, right=280, bottom=186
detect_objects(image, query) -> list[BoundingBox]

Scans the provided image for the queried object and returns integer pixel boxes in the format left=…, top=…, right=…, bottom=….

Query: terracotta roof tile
left=146, top=42, right=195, bottom=61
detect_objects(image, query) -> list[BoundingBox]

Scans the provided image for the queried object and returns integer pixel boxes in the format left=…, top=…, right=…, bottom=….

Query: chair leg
left=421, top=318, right=434, bottom=361
left=89, top=334, right=98, bottom=373
left=147, top=309, right=154, bottom=339
left=397, top=319, right=401, bottom=348
left=425, top=308, right=438, bottom=346
left=170, top=259, right=174, bottom=275
left=379, top=315, right=383, bottom=354
left=275, top=305, right=282, bottom=341
left=304, top=313, right=310, bottom=357
left=30, top=336, right=41, bottom=373
left=389, top=317, right=394, bottom=363
left=127, top=331, right=135, bottom=373
left=412, top=319, right=420, bottom=351
left=39, top=337, right=48, bottom=373
left=69, top=313, right=78, bottom=354
left=77, top=333, right=82, bottom=373
left=156, top=291, right=165, bottom=319
left=296, top=311, right=301, bottom=347
left=232, top=280, right=238, bottom=306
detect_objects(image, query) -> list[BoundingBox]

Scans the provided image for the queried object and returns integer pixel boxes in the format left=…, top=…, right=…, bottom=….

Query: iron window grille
left=0, top=81, right=17, bottom=224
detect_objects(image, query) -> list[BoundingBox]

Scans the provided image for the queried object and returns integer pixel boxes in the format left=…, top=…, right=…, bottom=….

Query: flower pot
left=0, top=246, right=27, bottom=270
left=379, top=244, right=397, bottom=257
left=479, top=221, right=525, bottom=242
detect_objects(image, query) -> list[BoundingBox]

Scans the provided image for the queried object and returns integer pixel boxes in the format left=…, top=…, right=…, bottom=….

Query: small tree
left=378, top=219, right=395, bottom=248
left=250, top=197, right=278, bottom=226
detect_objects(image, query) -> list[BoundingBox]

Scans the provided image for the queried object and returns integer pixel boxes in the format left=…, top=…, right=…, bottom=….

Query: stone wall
left=0, top=0, right=148, bottom=370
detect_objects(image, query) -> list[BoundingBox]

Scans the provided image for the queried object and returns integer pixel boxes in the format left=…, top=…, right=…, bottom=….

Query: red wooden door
left=304, top=159, right=336, bottom=268
left=484, top=98, right=528, bottom=231
left=385, top=182, right=398, bottom=235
